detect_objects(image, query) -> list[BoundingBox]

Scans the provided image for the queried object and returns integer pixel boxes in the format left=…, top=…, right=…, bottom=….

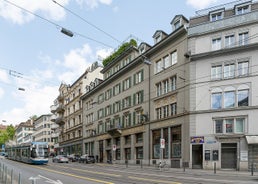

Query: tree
left=6, top=125, right=15, bottom=140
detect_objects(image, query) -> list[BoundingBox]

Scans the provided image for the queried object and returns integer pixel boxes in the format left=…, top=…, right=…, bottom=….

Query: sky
left=0, top=0, right=234, bottom=125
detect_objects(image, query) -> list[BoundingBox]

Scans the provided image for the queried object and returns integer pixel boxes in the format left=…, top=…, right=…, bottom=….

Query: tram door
left=192, top=144, right=203, bottom=169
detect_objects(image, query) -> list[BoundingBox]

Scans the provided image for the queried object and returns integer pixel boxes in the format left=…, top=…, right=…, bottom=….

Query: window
left=164, top=55, right=170, bottom=69
left=136, top=147, right=143, bottom=159
left=238, top=61, right=249, bottom=76
left=122, top=96, right=131, bottom=109
left=113, top=84, right=121, bottom=96
left=211, top=65, right=222, bottom=80
left=170, top=103, right=177, bottom=116
left=98, top=94, right=104, bottom=104
left=125, top=148, right=131, bottom=160
left=156, top=107, right=162, bottom=119
left=236, top=5, right=250, bottom=15
left=214, top=117, right=245, bottom=134
left=155, top=34, right=162, bottom=43
left=134, top=91, right=144, bottom=105
left=114, top=64, right=120, bottom=73
left=123, top=113, right=131, bottom=127
left=174, top=20, right=181, bottom=30
left=98, top=109, right=104, bottom=119
left=237, top=90, right=248, bottom=106
left=105, top=105, right=112, bottom=116
left=123, top=78, right=131, bottom=91
left=113, top=101, right=120, bottom=113
left=155, top=60, right=163, bottom=73
left=239, top=32, right=249, bottom=46
left=225, top=35, right=235, bottom=48
left=171, top=126, right=181, bottom=158
left=135, top=111, right=142, bottom=124
left=136, top=133, right=143, bottom=143
left=156, top=82, right=162, bottom=96
left=224, top=63, right=235, bottom=78
left=212, top=92, right=222, bottom=109
left=105, top=89, right=112, bottom=100
left=210, top=12, right=223, bottom=21
left=171, top=51, right=177, bottom=65
left=212, top=38, right=221, bottom=50
left=224, top=91, right=235, bottom=108
left=134, top=70, right=144, bottom=84
left=152, top=130, right=161, bottom=159
left=171, top=76, right=177, bottom=91
left=163, top=79, right=169, bottom=94
left=163, top=105, right=169, bottom=118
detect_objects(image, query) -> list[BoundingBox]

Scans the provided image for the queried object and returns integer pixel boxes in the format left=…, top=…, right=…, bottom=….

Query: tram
left=5, top=142, right=49, bottom=164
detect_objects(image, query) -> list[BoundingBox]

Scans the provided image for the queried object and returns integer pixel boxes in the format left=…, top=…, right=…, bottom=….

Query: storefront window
left=164, top=128, right=169, bottom=159
left=136, top=147, right=143, bottom=159
left=171, top=126, right=181, bottom=158
left=116, top=149, right=121, bottom=160
left=152, top=129, right=161, bottom=159
left=125, top=148, right=131, bottom=160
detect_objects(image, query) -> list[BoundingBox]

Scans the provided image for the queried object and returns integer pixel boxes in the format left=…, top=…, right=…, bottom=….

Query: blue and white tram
left=6, top=142, right=49, bottom=164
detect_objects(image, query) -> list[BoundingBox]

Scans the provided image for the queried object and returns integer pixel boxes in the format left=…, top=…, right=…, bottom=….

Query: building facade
left=81, top=15, right=190, bottom=167
left=188, top=0, right=258, bottom=170
left=51, top=62, right=103, bottom=155
left=32, top=114, right=55, bottom=153
left=15, top=120, right=34, bottom=144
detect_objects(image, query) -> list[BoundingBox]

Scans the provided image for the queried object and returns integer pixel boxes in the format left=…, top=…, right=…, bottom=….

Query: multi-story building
left=51, top=62, right=103, bottom=155
left=81, top=15, right=190, bottom=167
left=32, top=114, right=55, bottom=153
left=15, top=120, right=34, bottom=144
left=188, top=0, right=258, bottom=170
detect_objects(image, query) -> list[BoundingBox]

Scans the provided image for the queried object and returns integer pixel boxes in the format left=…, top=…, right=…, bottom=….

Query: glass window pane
left=235, top=118, right=244, bottom=133
left=238, top=90, right=249, bottom=106
left=225, top=119, right=234, bottom=133
left=215, top=120, right=223, bottom=133
left=212, top=93, right=222, bottom=109
left=224, top=91, right=235, bottom=108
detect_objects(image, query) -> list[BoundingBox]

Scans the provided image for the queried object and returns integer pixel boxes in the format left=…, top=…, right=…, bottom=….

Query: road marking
left=30, top=165, right=114, bottom=184
left=128, top=176, right=181, bottom=184
left=54, top=165, right=121, bottom=177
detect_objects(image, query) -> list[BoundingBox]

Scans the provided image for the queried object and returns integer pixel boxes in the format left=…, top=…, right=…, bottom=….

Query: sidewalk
left=98, top=162, right=256, bottom=177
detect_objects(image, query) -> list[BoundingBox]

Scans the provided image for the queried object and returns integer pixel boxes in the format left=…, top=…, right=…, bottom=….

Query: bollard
left=11, top=169, right=13, bottom=184
left=214, top=162, right=216, bottom=174
left=18, top=172, right=21, bottom=184
left=125, top=160, right=128, bottom=168
left=183, top=163, right=185, bottom=172
left=251, top=162, right=254, bottom=176
left=141, top=160, right=143, bottom=169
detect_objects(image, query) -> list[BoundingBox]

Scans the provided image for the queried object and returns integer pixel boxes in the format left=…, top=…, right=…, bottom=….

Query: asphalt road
left=0, top=158, right=257, bottom=184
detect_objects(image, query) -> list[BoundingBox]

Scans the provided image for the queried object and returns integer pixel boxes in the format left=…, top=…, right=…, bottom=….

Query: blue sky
left=0, top=0, right=233, bottom=125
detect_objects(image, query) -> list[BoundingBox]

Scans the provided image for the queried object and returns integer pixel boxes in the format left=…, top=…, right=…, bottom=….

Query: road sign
left=160, top=138, right=165, bottom=149
left=112, top=144, right=117, bottom=151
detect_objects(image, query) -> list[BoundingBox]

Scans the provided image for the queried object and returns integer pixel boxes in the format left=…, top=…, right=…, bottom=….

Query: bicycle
left=154, top=161, right=169, bottom=171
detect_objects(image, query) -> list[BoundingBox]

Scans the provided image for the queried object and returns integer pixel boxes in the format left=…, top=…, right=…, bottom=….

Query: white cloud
left=0, top=69, right=10, bottom=83
left=76, top=0, right=112, bottom=9
left=0, top=0, right=68, bottom=25
left=0, top=88, right=4, bottom=99
left=186, top=0, right=218, bottom=9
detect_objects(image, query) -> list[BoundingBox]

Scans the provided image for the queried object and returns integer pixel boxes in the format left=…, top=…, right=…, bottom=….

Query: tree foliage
left=0, top=125, right=16, bottom=148
left=102, top=39, right=137, bottom=67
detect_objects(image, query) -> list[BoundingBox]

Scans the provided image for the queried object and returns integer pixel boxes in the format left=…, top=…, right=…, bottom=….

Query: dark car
left=52, top=155, right=69, bottom=163
left=78, top=155, right=95, bottom=163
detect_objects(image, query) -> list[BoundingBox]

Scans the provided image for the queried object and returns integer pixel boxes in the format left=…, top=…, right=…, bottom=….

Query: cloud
left=76, top=0, right=112, bottom=9
left=0, top=88, right=4, bottom=99
left=186, top=0, right=218, bottom=9
left=0, top=0, right=68, bottom=25
left=0, top=69, right=10, bottom=83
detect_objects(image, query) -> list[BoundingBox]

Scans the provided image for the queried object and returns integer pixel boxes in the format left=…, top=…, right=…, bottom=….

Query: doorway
left=192, top=144, right=203, bottom=169
left=221, top=143, right=237, bottom=169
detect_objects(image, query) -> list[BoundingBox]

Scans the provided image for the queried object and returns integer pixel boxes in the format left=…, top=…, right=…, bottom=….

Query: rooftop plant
left=102, top=39, right=137, bottom=67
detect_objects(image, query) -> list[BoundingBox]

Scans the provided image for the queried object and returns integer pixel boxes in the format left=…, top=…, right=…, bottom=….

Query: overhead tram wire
left=2, top=0, right=114, bottom=49
left=52, top=0, right=122, bottom=45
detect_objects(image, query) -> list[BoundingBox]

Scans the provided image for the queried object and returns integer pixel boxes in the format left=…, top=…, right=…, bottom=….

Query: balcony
left=50, top=114, right=57, bottom=122
left=55, top=116, right=65, bottom=125
left=107, top=125, right=122, bottom=137
left=51, top=123, right=59, bottom=130
left=57, top=94, right=64, bottom=101
left=51, top=104, right=65, bottom=113
left=51, top=132, right=59, bottom=138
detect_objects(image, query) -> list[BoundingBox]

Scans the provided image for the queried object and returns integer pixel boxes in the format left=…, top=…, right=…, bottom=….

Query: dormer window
left=210, top=9, right=224, bottom=22
left=139, top=45, right=145, bottom=54
left=155, top=34, right=162, bottom=43
left=235, top=3, right=251, bottom=15
left=174, top=20, right=181, bottom=30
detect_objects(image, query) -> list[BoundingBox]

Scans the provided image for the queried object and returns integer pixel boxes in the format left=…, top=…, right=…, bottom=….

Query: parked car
left=78, top=155, right=95, bottom=163
left=52, top=155, right=69, bottom=163
left=67, top=154, right=80, bottom=162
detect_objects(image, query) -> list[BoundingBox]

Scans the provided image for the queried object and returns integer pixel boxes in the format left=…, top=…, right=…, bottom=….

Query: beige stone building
left=51, top=62, right=103, bottom=155
left=81, top=15, right=190, bottom=167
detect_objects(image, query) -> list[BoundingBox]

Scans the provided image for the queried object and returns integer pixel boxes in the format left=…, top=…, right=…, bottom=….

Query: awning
left=246, top=135, right=258, bottom=144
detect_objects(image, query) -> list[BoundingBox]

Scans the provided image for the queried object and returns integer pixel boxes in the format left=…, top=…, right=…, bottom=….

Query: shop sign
left=190, top=136, right=204, bottom=144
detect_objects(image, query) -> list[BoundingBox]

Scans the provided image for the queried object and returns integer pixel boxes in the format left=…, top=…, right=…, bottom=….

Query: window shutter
left=129, top=96, right=131, bottom=106
left=129, top=113, right=131, bottom=126
left=129, top=77, right=131, bottom=88
left=133, top=112, right=136, bottom=126
left=141, top=90, right=144, bottom=103
left=133, top=93, right=136, bottom=105
left=133, top=74, right=136, bottom=85
left=141, top=69, right=144, bottom=82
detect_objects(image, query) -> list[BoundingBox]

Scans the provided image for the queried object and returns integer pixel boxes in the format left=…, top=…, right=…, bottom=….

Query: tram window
left=31, top=148, right=36, bottom=158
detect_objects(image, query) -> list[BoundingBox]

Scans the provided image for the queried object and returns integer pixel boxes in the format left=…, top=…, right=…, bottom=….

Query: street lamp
left=61, top=27, right=74, bottom=37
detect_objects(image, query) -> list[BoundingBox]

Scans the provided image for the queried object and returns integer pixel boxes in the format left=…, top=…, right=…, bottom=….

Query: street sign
left=112, top=144, right=117, bottom=151
left=160, top=138, right=165, bottom=149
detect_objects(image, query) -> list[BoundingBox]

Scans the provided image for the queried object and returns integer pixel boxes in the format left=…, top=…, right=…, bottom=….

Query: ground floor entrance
left=221, top=143, right=237, bottom=169
left=192, top=144, right=203, bottom=169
